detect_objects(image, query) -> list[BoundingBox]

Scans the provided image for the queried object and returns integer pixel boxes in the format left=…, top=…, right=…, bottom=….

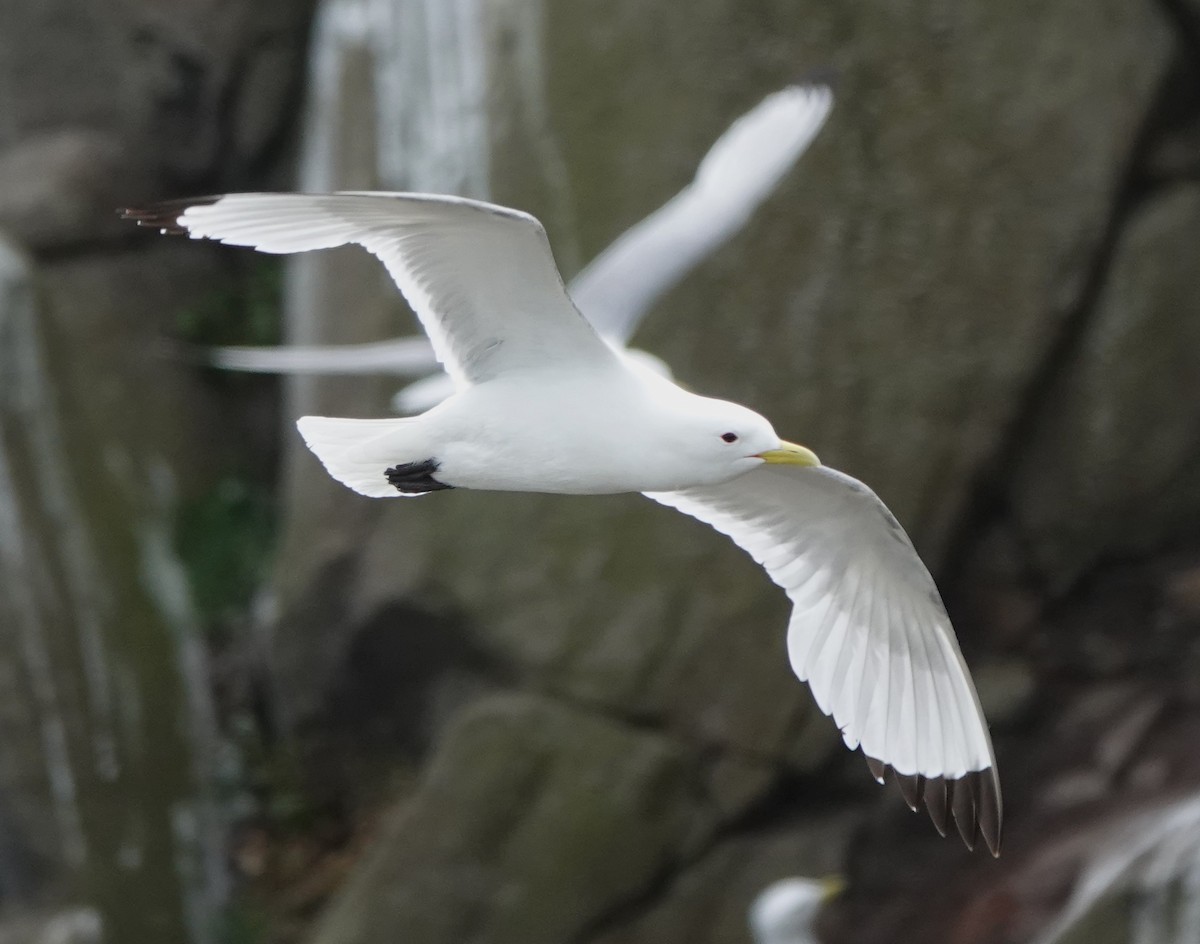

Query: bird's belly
left=434, top=440, right=650, bottom=495
left=426, top=371, right=720, bottom=495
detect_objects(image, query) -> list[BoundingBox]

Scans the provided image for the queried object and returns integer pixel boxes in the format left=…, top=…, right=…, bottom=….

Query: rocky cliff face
left=0, top=1, right=315, bottom=942
left=2, top=0, right=1199, bottom=942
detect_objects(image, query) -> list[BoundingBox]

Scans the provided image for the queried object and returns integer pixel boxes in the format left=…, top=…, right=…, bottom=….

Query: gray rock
left=1011, top=187, right=1200, bottom=589
left=0, top=0, right=315, bottom=939
left=308, top=693, right=717, bottom=944
left=0, top=237, right=238, bottom=943
left=0, top=0, right=314, bottom=249
left=0, top=132, right=133, bottom=251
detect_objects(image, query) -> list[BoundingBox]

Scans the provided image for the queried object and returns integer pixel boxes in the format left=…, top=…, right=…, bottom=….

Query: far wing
left=208, top=337, right=439, bottom=376
left=124, top=192, right=617, bottom=386
left=568, top=84, right=832, bottom=344
left=644, top=463, right=1001, bottom=854
left=390, top=372, right=458, bottom=415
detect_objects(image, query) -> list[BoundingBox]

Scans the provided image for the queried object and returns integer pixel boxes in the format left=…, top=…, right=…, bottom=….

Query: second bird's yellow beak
left=819, top=874, right=847, bottom=901
left=756, top=441, right=821, bottom=466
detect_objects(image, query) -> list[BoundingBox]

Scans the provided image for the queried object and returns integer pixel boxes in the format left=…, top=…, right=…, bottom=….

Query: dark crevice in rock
left=939, top=48, right=1195, bottom=605
left=321, top=600, right=511, bottom=760
left=1157, top=0, right=1200, bottom=64
left=207, top=22, right=314, bottom=193
left=1031, top=540, right=1200, bottom=683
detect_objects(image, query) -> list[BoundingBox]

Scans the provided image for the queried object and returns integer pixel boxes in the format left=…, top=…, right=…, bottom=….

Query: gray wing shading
left=124, top=192, right=617, bottom=386
left=644, top=463, right=1001, bottom=854
left=568, top=84, right=833, bottom=344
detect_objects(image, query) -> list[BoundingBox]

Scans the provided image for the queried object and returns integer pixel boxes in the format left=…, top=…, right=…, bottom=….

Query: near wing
left=208, top=337, right=438, bottom=376
left=644, top=463, right=1001, bottom=854
left=569, top=84, right=833, bottom=344
left=123, top=192, right=616, bottom=385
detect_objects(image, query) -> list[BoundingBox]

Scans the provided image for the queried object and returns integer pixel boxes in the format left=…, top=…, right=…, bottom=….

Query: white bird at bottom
left=750, top=877, right=845, bottom=944
left=123, top=186, right=1001, bottom=854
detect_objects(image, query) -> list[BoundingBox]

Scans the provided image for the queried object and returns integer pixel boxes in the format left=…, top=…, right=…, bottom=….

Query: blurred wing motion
left=645, top=464, right=1001, bottom=854
left=195, top=82, right=833, bottom=393
left=209, top=337, right=438, bottom=376
left=570, top=83, right=833, bottom=344
left=390, top=372, right=458, bottom=414
left=123, top=193, right=614, bottom=385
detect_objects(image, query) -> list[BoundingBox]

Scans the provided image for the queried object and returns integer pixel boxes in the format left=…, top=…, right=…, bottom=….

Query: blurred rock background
left=1, top=0, right=1198, bottom=942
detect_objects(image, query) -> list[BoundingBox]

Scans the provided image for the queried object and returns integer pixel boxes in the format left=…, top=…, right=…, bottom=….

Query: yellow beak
left=756, top=440, right=821, bottom=467
left=819, top=874, right=847, bottom=901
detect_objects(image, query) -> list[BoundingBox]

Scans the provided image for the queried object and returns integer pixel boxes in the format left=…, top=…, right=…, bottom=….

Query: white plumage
left=750, top=878, right=842, bottom=944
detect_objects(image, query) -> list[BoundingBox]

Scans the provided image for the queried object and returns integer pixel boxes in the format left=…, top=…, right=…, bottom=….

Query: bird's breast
left=428, top=373, right=696, bottom=495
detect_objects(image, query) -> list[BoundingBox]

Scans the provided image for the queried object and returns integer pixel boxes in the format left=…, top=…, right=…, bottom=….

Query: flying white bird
left=122, top=157, right=1001, bottom=857
left=750, top=877, right=845, bottom=944
left=202, top=84, right=834, bottom=414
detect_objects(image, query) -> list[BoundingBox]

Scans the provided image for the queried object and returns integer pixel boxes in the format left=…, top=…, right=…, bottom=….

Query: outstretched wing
left=644, top=463, right=1001, bottom=854
left=124, top=192, right=617, bottom=386
left=207, top=337, right=439, bottom=376
left=569, top=84, right=833, bottom=344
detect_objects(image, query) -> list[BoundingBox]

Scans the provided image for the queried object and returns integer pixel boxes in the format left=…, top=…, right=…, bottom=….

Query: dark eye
left=721, top=432, right=738, bottom=443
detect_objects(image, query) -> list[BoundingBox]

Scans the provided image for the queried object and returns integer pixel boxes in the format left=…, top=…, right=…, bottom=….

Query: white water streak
left=1037, top=793, right=1200, bottom=944
left=4, top=252, right=119, bottom=787
left=284, top=0, right=491, bottom=420
left=137, top=479, right=229, bottom=944
left=0, top=241, right=88, bottom=867
left=374, top=0, right=489, bottom=195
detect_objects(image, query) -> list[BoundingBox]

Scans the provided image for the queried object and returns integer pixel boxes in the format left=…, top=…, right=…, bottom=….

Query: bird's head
left=661, top=394, right=820, bottom=484
left=749, top=876, right=846, bottom=944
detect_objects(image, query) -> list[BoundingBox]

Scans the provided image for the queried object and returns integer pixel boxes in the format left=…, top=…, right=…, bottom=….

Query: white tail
left=296, top=415, right=427, bottom=498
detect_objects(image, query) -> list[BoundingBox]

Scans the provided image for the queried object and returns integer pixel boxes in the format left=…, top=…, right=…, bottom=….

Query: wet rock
left=0, top=237, right=230, bottom=942
left=0, top=0, right=318, bottom=940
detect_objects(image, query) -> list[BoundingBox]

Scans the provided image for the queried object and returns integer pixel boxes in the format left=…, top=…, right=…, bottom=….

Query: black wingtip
left=977, top=769, right=1003, bottom=857
left=118, top=196, right=220, bottom=235
left=897, top=772, right=924, bottom=812
left=925, top=778, right=950, bottom=838
left=865, top=755, right=1002, bottom=855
